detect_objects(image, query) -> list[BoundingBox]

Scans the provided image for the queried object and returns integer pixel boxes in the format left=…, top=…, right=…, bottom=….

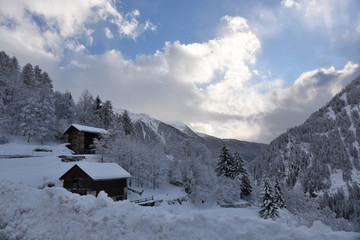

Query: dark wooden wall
left=64, top=126, right=100, bottom=154
left=61, top=165, right=128, bottom=200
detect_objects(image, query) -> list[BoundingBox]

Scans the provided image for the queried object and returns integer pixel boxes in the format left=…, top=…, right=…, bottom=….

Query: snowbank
left=0, top=181, right=358, bottom=240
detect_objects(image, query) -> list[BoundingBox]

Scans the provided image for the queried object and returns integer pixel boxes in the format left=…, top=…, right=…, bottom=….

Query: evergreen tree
left=273, top=178, right=286, bottom=209
left=75, top=89, right=99, bottom=126
left=100, top=100, right=114, bottom=129
left=21, top=63, right=36, bottom=89
left=20, top=96, right=40, bottom=142
left=240, top=170, right=252, bottom=198
left=259, top=177, right=279, bottom=220
left=95, top=95, right=102, bottom=111
left=215, top=145, right=236, bottom=179
left=122, top=110, right=134, bottom=135
left=233, top=151, right=245, bottom=176
left=54, top=91, right=75, bottom=130
left=95, top=95, right=102, bottom=123
left=36, top=69, right=55, bottom=143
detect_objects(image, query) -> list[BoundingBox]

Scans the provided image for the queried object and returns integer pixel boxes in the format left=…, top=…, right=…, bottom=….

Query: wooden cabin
left=63, top=124, right=109, bottom=154
left=59, top=162, right=131, bottom=201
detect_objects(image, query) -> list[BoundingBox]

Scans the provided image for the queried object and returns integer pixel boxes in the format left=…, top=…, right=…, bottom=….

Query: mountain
left=249, top=76, right=360, bottom=227
left=123, top=111, right=267, bottom=162
left=251, top=75, right=360, bottom=193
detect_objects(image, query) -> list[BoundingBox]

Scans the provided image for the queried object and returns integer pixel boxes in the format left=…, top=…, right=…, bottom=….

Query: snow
left=166, top=120, right=188, bottom=132
left=119, top=110, right=163, bottom=140
left=327, top=107, right=336, bottom=120
left=0, top=138, right=359, bottom=240
left=65, top=124, right=109, bottom=134
left=61, top=162, right=131, bottom=180
left=0, top=139, right=111, bottom=188
left=329, top=169, right=348, bottom=195
left=0, top=181, right=359, bottom=240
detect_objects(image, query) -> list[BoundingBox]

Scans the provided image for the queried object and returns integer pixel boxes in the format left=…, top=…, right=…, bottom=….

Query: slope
left=126, top=111, right=267, bottom=162
left=251, top=75, right=360, bottom=193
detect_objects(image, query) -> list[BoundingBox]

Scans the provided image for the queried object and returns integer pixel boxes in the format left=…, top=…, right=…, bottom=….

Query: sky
left=1, top=0, right=360, bottom=143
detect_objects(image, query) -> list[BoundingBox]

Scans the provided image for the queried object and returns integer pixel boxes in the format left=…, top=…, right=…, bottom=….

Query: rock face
left=250, top=75, right=360, bottom=195
left=126, top=112, right=267, bottom=163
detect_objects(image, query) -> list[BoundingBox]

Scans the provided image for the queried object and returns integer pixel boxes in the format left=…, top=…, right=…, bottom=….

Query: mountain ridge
left=250, top=75, right=360, bottom=194
left=114, top=109, right=267, bottom=162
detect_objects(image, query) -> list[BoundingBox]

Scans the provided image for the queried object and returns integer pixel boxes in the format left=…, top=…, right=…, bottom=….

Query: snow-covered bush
left=216, top=176, right=241, bottom=204
left=284, top=187, right=354, bottom=231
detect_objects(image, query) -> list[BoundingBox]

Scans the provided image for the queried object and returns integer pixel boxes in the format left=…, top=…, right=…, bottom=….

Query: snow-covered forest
left=1, top=50, right=360, bottom=238
left=250, top=75, right=360, bottom=230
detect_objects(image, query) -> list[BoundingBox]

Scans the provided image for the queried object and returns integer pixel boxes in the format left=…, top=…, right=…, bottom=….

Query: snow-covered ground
left=0, top=137, right=98, bottom=188
left=0, top=138, right=359, bottom=240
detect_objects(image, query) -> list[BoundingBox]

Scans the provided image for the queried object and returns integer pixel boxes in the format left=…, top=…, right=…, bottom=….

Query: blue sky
left=1, top=0, right=360, bottom=143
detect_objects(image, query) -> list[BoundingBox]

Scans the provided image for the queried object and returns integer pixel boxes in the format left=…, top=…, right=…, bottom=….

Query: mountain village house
left=63, top=124, right=109, bottom=154
left=59, top=162, right=131, bottom=201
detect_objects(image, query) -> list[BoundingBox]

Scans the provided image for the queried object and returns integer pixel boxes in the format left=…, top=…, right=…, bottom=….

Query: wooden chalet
left=59, top=162, right=131, bottom=201
left=64, top=124, right=109, bottom=154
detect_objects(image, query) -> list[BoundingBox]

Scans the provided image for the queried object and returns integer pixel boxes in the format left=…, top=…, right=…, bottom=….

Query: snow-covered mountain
left=251, top=75, right=360, bottom=192
left=119, top=111, right=267, bottom=162
left=250, top=75, right=360, bottom=227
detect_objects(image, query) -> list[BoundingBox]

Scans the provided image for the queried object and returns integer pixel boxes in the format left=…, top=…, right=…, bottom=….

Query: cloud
left=52, top=14, right=360, bottom=143
left=280, top=0, right=359, bottom=42
left=104, top=27, right=113, bottom=39
left=1, top=0, right=359, bottom=143
left=0, top=0, right=156, bottom=63
left=281, top=0, right=300, bottom=9
left=53, top=16, right=263, bottom=138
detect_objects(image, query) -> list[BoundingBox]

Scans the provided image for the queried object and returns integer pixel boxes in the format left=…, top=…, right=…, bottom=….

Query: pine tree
left=54, top=91, right=75, bottom=130
left=76, top=89, right=99, bottom=126
left=99, top=100, right=114, bottom=129
left=259, top=177, right=279, bottom=220
left=20, top=96, right=40, bottom=142
left=215, top=145, right=236, bottom=179
left=233, top=151, right=245, bottom=176
left=21, top=63, right=36, bottom=89
left=36, top=70, right=55, bottom=143
left=273, top=178, right=286, bottom=209
left=122, top=110, right=134, bottom=135
left=95, top=95, right=102, bottom=123
left=240, top=170, right=252, bottom=198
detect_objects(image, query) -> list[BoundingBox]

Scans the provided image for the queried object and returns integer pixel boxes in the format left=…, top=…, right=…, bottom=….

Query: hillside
left=250, top=75, right=360, bottom=227
left=127, top=111, right=267, bottom=162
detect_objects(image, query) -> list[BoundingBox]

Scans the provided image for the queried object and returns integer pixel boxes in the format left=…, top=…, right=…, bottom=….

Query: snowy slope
left=249, top=76, right=360, bottom=230
left=0, top=138, right=99, bottom=188
left=115, top=109, right=267, bottom=162
left=251, top=75, right=360, bottom=194
left=1, top=180, right=359, bottom=240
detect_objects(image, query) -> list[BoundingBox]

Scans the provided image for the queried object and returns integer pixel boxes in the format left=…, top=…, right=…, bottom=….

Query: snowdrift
left=0, top=180, right=359, bottom=240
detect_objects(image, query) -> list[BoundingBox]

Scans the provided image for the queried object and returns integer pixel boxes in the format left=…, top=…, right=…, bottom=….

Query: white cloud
left=281, top=0, right=300, bottom=9
left=1, top=0, right=359, bottom=143
left=281, top=0, right=357, bottom=30
left=52, top=15, right=360, bottom=143
left=0, top=0, right=156, bottom=62
left=104, top=27, right=113, bottom=39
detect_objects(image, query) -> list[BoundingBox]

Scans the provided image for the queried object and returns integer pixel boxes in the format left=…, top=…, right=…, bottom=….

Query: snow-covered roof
left=64, top=124, right=109, bottom=135
left=61, top=162, right=131, bottom=180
